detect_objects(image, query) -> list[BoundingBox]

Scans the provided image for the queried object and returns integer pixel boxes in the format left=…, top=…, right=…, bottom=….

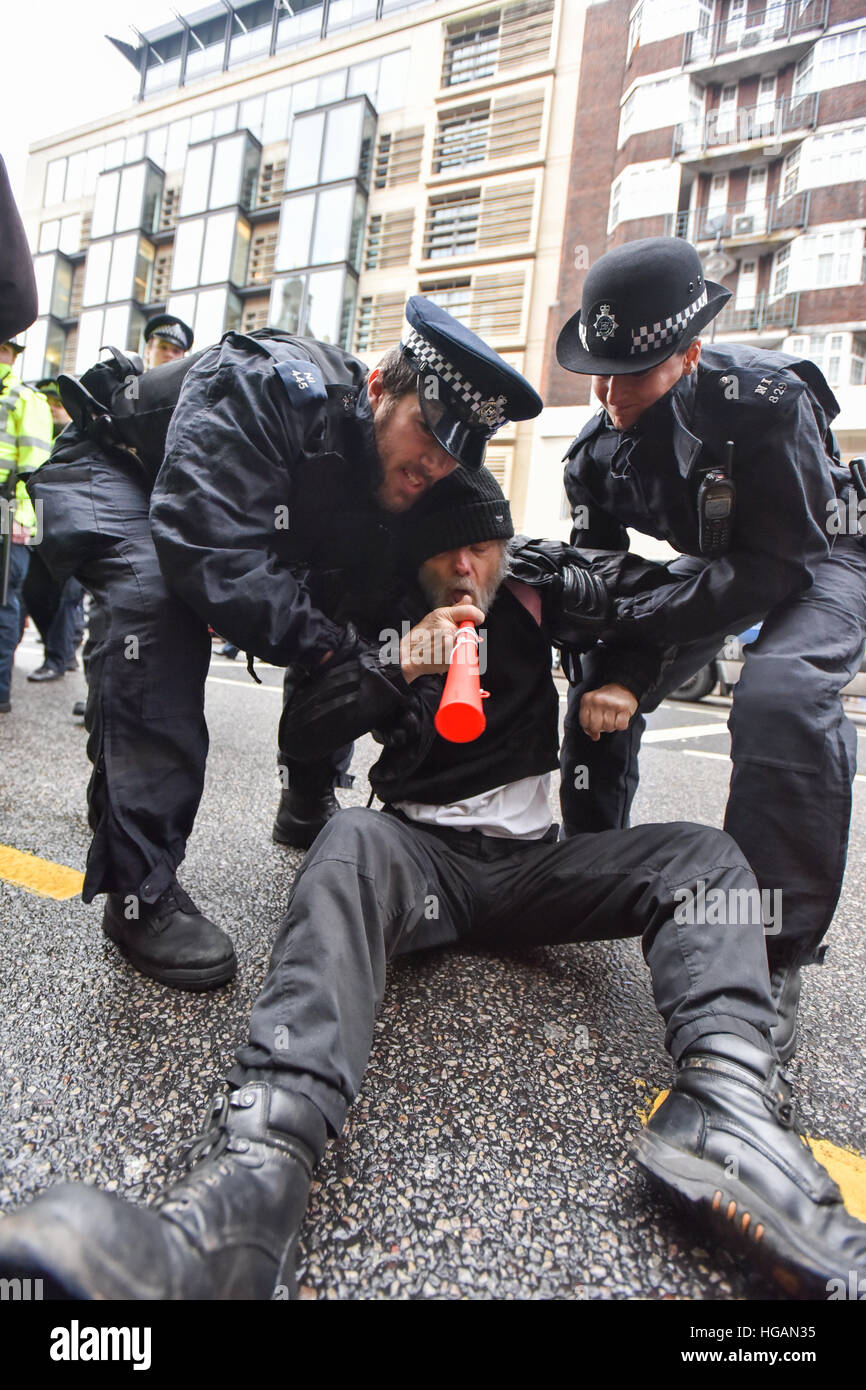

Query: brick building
left=525, top=0, right=866, bottom=539
left=18, top=0, right=588, bottom=518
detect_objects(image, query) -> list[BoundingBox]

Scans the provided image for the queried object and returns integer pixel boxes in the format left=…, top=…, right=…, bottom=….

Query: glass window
left=185, top=20, right=227, bottom=84
left=76, top=309, right=107, bottom=372
left=172, top=219, right=206, bottom=290
left=181, top=144, right=214, bottom=217
left=276, top=193, right=316, bottom=270
left=146, top=127, right=168, bottom=169
left=125, top=134, right=146, bottom=164
left=230, top=4, right=273, bottom=66
left=194, top=287, right=231, bottom=348
left=144, top=55, right=182, bottom=96
left=322, top=104, right=363, bottom=183
left=58, top=215, right=81, bottom=256
left=103, top=304, right=132, bottom=351
left=376, top=52, right=408, bottom=112
left=64, top=152, right=87, bottom=201
left=312, top=185, right=354, bottom=263
left=303, top=268, right=344, bottom=343
left=318, top=70, right=348, bottom=105
left=85, top=146, right=107, bottom=192
left=239, top=95, right=265, bottom=139
left=104, top=139, right=125, bottom=170
left=39, top=221, right=60, bottom=254
left=165, top=118, right=191, bottom=173
left=34, top=257, right=57, bottom=318
left=210, top=135, right=245, bottom=208
left=91, top=170, right=119, bottom=239
left=201, top=211, right=237, bottom=284
left=286, top=111, right=325, bottom=189
left=348, top=59, right=379, bottom=101
left=190, top=112, right=215, bottom=145
left=134, top=240, right=155, bottom=304
left=270, top=275, right=305, bottom=333
left=44, top=159, right=66, bottom=205
left=327, top=0, right=376, bottom=35
left=276, top=1, right=323, bottom=51
left=166, top=292, right=197, bottom=336
left=293, top=78, right=318, bottom=113
left=231, top=220, right=251, bottom=287
left=214, top=104, right=238, bottom=137
left=83, top=240, right=112, bottom=306
left=115, top=165, right=147, bottom=233
left=263, top=87, right=292, bottom=144
left=107, top=235, right=137, bottom=302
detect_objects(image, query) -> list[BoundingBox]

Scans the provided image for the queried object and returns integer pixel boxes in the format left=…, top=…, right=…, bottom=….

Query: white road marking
left=684, top=748, right=866, bottom=782
left=643, top=722, right=729, bottom=743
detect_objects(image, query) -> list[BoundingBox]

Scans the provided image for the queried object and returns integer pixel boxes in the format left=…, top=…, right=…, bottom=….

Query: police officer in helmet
left=556, top=236, right=866, bottom=1061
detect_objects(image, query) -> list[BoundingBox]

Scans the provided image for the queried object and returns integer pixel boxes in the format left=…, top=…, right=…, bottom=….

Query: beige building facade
left=19, top=0, right=589, bottom=530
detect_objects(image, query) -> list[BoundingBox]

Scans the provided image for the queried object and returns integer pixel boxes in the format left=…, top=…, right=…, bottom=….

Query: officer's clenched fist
left=579, top=683, right=638, bottom=741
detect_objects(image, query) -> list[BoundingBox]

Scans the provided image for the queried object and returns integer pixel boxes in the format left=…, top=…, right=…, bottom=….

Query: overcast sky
left=6, top=0, right=180, bottom=201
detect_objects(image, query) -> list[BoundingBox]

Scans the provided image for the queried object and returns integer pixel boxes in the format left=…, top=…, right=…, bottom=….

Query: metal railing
left=673, top=92, right=819, bottom=156
left=667, top=190, right=811, bottom=241
left=682, top=0, right=828, bottom=67
left=714, top=290, right=799, bottom=334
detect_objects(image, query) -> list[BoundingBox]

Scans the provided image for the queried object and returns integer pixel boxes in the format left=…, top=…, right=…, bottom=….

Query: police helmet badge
left=593, top=304, right=618, bottom=343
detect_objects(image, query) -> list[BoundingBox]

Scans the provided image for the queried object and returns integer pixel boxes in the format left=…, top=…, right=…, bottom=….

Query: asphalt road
left=1, top=629, right=865, bottom=1303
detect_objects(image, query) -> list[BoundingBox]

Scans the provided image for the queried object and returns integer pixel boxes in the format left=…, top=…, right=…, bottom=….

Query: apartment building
left=525, top=0, right=866, bottom=537
left=19, top=0, right=589, bottom=521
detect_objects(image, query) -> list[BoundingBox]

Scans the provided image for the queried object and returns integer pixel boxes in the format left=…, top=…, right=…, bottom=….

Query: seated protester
left=0, top=469, right=863, bottom=1300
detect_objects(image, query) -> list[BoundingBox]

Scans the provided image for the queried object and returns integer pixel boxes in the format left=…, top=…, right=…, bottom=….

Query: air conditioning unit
left=733, top=215, right=755, bottom=235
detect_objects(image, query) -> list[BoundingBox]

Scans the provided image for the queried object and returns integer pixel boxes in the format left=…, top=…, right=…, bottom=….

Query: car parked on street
left=669, top=626, right=866, bottom=701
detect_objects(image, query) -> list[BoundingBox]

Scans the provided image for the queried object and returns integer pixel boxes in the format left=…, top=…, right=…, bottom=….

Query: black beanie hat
left=401, top=466, right=513, bottom=571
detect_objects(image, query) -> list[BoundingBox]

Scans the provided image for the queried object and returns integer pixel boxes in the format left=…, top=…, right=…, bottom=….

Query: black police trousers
left=37, top=453, right=346, bottom=904
left=560, top=536, right=866, bottom=964
left=230, top=807, right=777, bottom=1134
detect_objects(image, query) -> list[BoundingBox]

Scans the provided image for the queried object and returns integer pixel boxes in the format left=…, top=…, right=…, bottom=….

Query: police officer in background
left=28, top=301, right=542, bottom=992
left=556, top=237, right=866, bottom=1061
left=142, top=313, right=194, bottom=370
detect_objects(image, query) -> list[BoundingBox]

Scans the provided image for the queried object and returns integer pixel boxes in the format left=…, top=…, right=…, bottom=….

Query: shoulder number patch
left=753, top=376, right=788, bottom=405
left=275, top=359, right=327, bottom=407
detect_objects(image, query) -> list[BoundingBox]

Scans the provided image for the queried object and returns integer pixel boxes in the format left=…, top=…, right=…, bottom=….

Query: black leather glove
left=507, top=537, right=611, bottom=647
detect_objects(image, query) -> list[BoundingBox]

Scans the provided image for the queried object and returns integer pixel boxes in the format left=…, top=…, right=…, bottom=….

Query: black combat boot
left=631, top=1032, right=866, bottom=1297
left=768, top=957, right=803, bottom=1063
left=0, top=1080, right=326, bottom=1300
left=272, top=786, right=339, bottom=849
left=102, top=882, right=237, bottom=990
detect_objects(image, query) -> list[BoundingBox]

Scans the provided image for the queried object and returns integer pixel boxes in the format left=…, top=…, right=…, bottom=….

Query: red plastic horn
left=435, top=620, right=487, bottom=743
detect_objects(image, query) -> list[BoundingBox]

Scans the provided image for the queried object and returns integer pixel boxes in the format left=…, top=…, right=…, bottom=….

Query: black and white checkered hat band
left=631, top=288, right=708, bottom=355
left=402, top=328, right=507, bottom=429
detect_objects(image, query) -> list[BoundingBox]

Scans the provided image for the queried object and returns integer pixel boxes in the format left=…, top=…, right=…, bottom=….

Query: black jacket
left=149, top=332, right=402, bottom=670
left=564, top=344, right=849, bottom=647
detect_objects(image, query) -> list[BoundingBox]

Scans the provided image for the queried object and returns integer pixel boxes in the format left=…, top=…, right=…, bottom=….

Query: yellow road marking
left=0, top=844, right=84, bottom=900
left=636, top=1085, right=866, bottom=1219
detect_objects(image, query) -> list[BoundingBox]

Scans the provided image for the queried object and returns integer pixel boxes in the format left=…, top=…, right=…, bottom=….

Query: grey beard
left=419, top=545, right=509, bottom=613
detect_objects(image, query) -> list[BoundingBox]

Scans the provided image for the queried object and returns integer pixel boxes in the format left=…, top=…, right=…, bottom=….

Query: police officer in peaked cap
left=556, top=235, right=866, bottom=1060
left=28, top=298, right=541, bottom=991
left=143, top=313, right=194, bottom=370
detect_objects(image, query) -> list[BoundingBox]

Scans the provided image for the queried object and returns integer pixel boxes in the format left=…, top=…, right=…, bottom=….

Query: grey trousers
left=232, top=807, right=777, bottom=1134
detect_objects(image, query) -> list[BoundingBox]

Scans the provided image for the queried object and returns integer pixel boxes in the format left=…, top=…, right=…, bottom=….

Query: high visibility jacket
left=0, top=363, right=53, bottom=538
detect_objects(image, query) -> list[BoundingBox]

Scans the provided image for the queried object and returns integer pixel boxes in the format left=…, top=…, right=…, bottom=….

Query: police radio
left=697, top=442, right=736, bottom=557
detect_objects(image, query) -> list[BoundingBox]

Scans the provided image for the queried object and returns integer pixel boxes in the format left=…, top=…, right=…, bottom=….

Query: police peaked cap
left=144, top=314, right=194, bottom=352
left=556, top=238, right=731, bottom=376
left=2, top=337, right=24, bottom=354
left=400, top=296, right=542, bottom=471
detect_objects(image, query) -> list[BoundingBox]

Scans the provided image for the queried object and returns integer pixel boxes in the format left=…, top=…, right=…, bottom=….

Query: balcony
left=673, top=93, right=818, bottom=171
left=682, top=0, right=828, bottom=83
left=667, top=191, right=810, bottom=246
left=713, top=290, right=799, bottom=336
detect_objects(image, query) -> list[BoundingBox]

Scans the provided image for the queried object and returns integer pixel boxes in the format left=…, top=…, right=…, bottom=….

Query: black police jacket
left=564, top=344, right=850, bottom=647
left=150, top=332, right=401, bottom=670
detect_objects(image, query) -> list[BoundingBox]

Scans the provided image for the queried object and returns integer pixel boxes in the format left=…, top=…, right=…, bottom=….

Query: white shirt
left=394, top=773, right=553, bottom=840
